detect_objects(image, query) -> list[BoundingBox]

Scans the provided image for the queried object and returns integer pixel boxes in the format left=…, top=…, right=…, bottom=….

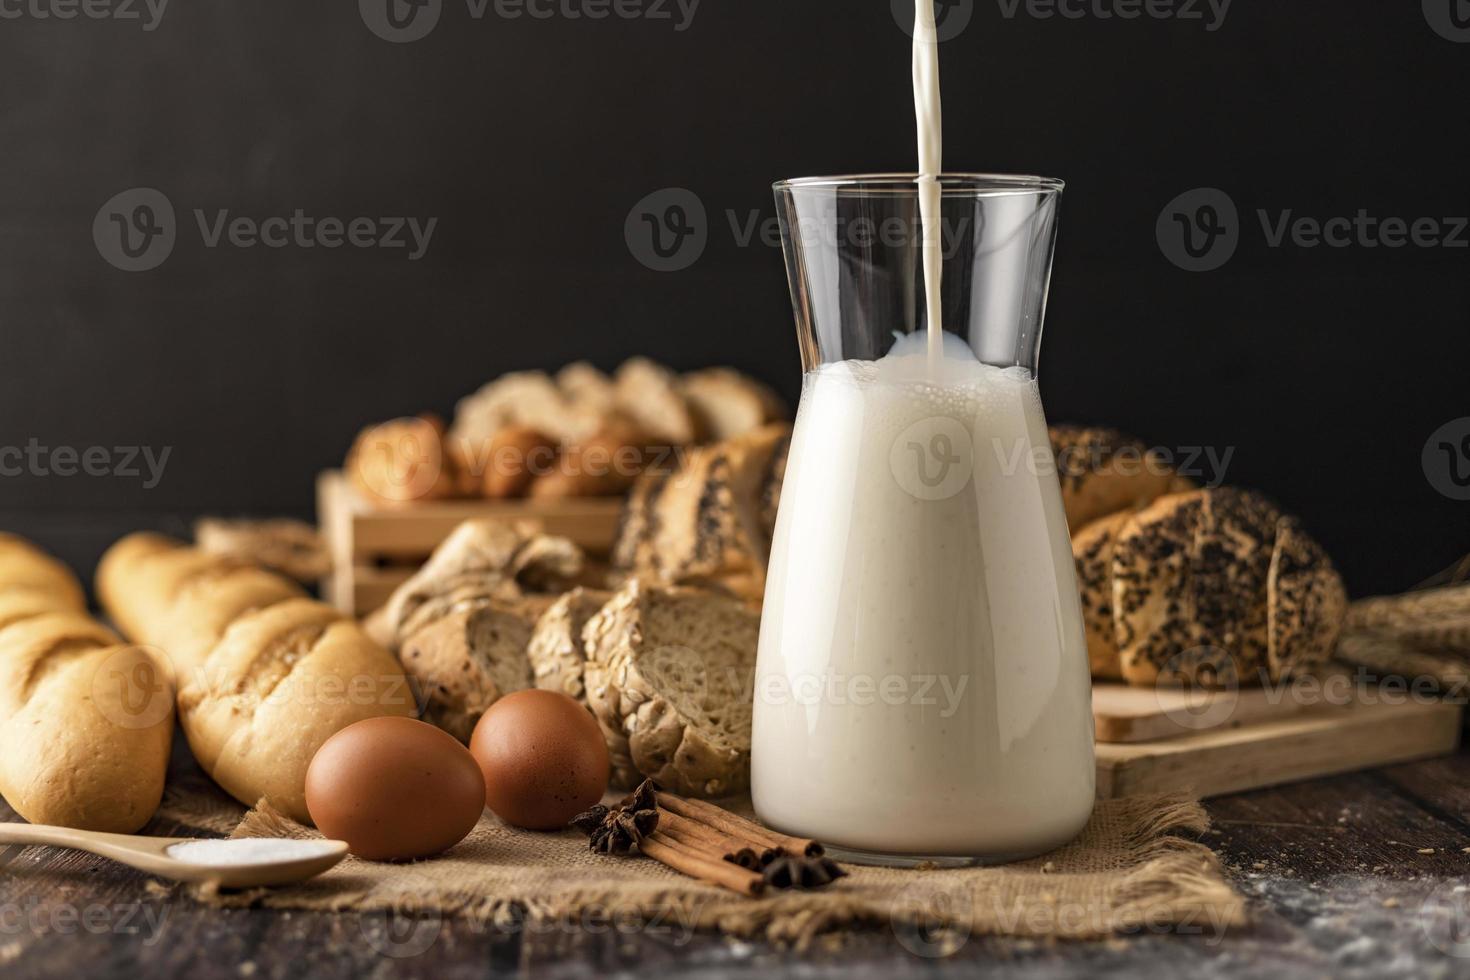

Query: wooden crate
left=316, top=470, right=624, bottom=616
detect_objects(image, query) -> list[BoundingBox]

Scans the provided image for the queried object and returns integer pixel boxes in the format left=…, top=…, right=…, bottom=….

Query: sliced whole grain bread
left=527, top=586, right=612, bottom=702
left=581, top=579, right=758, bottom=796
left=398, top=598, right=540, bottom=743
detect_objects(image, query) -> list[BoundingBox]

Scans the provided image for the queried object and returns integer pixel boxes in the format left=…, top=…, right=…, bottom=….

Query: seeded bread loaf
left=1050, top=426, right=1184, bottom=532
left=1105, top=489, right=1346, bottom=687
left=1268, top=517, right=1350, bottom=679
left=758, top=428, right=790, bottom=542
left=97, top=533, right=414, bottom=823
left=1072, top=510, right=1129, bottom=681
left=0, top=534, right=174, bottom=832
left=528, top=587, right=613, bottom=702
left=582, top=579, right=759, bottom=796
left=612, top=423, right=791, bottom=602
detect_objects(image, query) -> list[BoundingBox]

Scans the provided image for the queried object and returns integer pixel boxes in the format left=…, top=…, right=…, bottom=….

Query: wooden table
left=4, top=749, right=1470, bottom=980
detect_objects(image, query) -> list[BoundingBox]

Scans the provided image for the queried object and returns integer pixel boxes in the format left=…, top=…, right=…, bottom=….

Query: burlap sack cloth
left=162, top=786, right=1245, bottom=946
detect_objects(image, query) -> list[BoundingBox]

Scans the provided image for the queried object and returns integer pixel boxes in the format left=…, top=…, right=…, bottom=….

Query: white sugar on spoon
left=0, top=823, right=348, bottom=888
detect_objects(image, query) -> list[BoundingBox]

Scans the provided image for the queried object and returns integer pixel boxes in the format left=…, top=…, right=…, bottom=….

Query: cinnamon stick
left=641, top=833, right=766, bottom=898
left=656, top=792, right=824, bottom=857
left=656, top=808, right=751, bottom=857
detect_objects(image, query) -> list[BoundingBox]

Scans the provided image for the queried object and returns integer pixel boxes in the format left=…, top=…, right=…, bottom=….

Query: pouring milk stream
left=750, top=3, right=1095, bottom=861
left=913, top=0, right=945, bottom=373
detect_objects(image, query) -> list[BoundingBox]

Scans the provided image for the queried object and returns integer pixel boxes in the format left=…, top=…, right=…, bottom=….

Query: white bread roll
left=98, top=533, right=415, bottom=823
left=0, top=535, right=173, bottom=832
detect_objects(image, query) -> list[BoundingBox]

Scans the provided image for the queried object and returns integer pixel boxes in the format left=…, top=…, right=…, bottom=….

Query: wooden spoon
left=0, top=824, right=348, bottom=888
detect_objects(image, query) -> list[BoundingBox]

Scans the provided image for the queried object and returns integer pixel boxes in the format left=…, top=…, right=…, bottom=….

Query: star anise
left=725, top=847, right=762, bottom=871
left=721, top=846, right=848, bottom=889
left=570, top=779, right=660, bottom=855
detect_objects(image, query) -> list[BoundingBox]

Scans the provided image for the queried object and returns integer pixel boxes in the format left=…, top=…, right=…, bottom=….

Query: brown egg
left=306, top=717, right=485, bottom=861
left=470, top=690, right=610, bottom=830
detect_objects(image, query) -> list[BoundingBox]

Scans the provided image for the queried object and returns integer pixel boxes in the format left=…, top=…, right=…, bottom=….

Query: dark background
left=1, top=0, right=1466, bottom=597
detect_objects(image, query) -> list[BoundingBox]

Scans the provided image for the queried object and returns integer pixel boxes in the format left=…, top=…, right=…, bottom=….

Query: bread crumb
left=1382, top=898, right=1401, bottom=908
left=1252, top=862, right=1267, bottom=870
left=1041, top=861, right=1056, bottom=873
left=1418, top=848, right=1436, bottom=855
left=238, top=965, right=257, bottom=977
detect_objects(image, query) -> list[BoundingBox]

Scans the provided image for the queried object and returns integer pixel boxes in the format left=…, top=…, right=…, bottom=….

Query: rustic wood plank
left=1095, top=698, right=1462, bottom=799
left=1092, top=680, right=1304, bottom=743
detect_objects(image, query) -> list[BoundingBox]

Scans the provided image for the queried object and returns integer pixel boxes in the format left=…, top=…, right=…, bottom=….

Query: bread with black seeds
left=1072, top=511, right=1129, bottom=680
left=1050, top=426, right=1181, bottom=531
left=1109, top=488, right=1344, bottom=688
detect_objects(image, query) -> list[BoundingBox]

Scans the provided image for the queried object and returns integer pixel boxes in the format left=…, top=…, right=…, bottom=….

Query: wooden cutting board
left=1094, top=695, right=1463, bottom=800
left=1092, top=681, right=1306, bottom=743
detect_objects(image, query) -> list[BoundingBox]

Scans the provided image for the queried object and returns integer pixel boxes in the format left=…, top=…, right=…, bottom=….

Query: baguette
left=0, top=535, right=173, bottom=832
left=98, top=533, right=414, bottom=823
